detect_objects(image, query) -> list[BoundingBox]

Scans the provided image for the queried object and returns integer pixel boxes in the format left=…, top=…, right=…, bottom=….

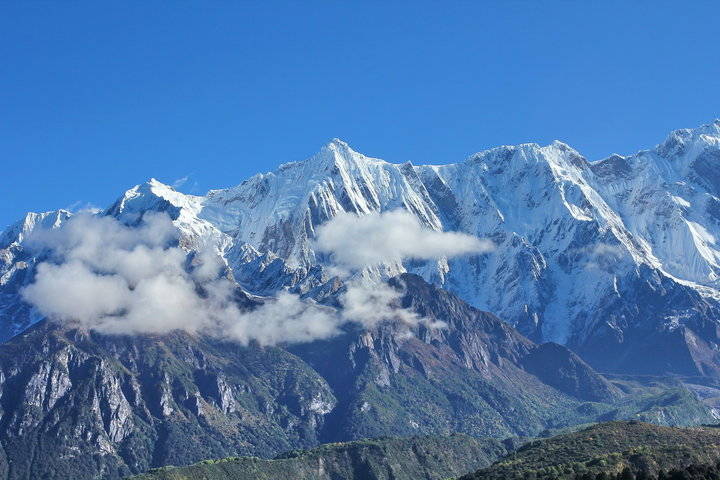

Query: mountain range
left=0, top=276, right=711, bottom=479
left=7, top=121, right=720, bottom=375
left=1, top=121, right=720, bottom=478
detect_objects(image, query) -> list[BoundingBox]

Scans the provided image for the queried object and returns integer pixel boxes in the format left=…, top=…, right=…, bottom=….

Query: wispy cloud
left=171, top=175, right=190, bottom=189
left=63, top=200, right=100, bottom=214
left=566, top=242, right=628, bottom=272
left=21, top=212, right=340, bottom=344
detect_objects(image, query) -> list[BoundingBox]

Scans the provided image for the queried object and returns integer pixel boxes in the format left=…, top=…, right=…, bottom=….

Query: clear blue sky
left=2, top=1, right=719, bottom=228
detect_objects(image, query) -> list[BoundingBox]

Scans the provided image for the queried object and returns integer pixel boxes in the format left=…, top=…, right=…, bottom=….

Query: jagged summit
left=206, top=120, right=720, bottom=208
left=324, top=137, right=352, bottom=150
left=656, top=119, right=720, bottom=159
left=299, top=137, right=392, bottom=172
left=665, top=118, right=720, bottom=140
left=0, top=209, right=70, bottom=248
left=3, top=120, right=720, bottom=479
left=3, top=120, right=720, bottom=376
left=464, top=139, right=583, bottom=166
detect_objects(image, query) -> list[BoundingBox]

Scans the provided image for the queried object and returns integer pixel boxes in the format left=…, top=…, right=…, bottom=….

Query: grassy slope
left=460, top=421, right=720, bottom=480
left=129, top=434, right=518, bottom=480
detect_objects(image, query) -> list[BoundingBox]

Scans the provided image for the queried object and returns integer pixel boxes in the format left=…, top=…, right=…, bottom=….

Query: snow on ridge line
left=4, top=120, right=720, bottom=348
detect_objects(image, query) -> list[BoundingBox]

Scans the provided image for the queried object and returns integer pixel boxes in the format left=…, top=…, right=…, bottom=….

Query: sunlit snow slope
left=3, top=120, right=720, bottom=376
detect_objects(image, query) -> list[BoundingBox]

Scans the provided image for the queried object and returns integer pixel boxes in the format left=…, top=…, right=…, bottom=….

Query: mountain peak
left=106, top=178, right=201, bottom=223
left=324, top=137, right=351, bottom=149
left=656, top=119, right=720, bottom=158
left=303, top=138, right=390, bottom=173
left=142, top=177, right=179, bottom=194
left=146, top=177, right=169, bottom=187
left=0, top=209, right=71, bottom=249
left=666, top=120, right=720, bottom=140
left=466, top=139, right=582, bottom=167
left=317, top=137, right=366, bottom=163
left=549, top=139, right=578, bottom=152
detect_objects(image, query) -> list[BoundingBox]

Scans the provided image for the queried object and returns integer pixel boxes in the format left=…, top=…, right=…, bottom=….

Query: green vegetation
left=460, top=421, right=720, bottom=480
left=132, top=421, right=720, bottom=480
left=129, top=434, right=516, bottom=480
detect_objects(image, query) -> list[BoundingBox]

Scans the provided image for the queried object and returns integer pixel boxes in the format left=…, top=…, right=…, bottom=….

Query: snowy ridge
left=3, top=120, right=720, bottom=375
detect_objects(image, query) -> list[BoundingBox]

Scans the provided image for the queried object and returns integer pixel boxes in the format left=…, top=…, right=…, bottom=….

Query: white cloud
left=314, top=209, right=493, bottom=270
left=22, top=212, right=341, bottom=344
left=63, top=200, right=101, bottom=215
left=22, top=208, right=481, bottom=344
left=25, top=260, right=130, bottom=324
left=568, top=242, right=628, bottom=272
left=172, top=175, right=190, bottom=189
left=339, top=276, right=446, bottom=331
left=315, top=209, right=487, bottom=333
left=229, top=292, right=340, bottom=346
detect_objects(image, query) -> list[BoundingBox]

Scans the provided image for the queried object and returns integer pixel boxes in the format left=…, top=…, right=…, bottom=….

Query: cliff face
left=0, top=322, right=336, bottom=480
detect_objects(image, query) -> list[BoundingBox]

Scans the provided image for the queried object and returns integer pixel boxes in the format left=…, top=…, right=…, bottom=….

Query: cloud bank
left=22, top=209, right=490, bottom=344
left=22, top=213, right=339, bottom=344
left=314, top=209, right=493, bottom=270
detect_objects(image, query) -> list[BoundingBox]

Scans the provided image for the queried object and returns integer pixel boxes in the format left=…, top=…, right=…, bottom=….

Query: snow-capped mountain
left=3, top=120, right=720, bottom=376
left=0, top=210, right=71, bottom=339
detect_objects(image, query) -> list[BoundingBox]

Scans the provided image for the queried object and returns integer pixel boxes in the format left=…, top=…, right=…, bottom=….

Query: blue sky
left=2, top=1, right=719, bottom=228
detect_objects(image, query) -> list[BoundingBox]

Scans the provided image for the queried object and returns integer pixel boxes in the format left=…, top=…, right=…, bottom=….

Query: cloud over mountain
left=21, top=213, right=338, bottom=343
left=315, top=209, right=494, bottom=270
left=316, top=210, right=492, bottom=332
left=20, top=210, right=486, bottom=343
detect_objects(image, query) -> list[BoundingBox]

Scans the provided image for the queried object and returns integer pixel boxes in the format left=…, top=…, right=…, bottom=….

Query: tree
left=619, top=467, right=636, bottom=480
left=635, top=471, right=651, bottom=480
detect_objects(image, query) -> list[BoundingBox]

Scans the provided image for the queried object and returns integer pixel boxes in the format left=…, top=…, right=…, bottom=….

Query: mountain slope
left=460, top=421, right=720, bottom=480
left=129, top=434, right=517, bottom=480
left=5, top=122, right=720, bottom=376
left=290, top=274, right=622, bottom=441
left=0, top=319, right=337, bottom=480
left=210, top=121, right=720, bottom=377
left=0, top=210, right=70, bottom=341
left=0, top=275, right=710, bottom=479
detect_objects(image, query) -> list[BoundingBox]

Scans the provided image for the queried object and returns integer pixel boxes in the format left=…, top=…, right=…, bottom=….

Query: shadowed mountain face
left=0, top=322, right=337, bottom=480
left=291, top=274, right=622, bottom=443
left=0, top=275, right=712, bottom=480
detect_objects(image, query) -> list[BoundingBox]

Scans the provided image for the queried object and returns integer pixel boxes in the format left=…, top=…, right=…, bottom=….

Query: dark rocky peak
left=0, top=320, right=337, bottom=480
left=521, top=342, right=622, bottom=402
left=390, top=274, right=620, bottom=402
